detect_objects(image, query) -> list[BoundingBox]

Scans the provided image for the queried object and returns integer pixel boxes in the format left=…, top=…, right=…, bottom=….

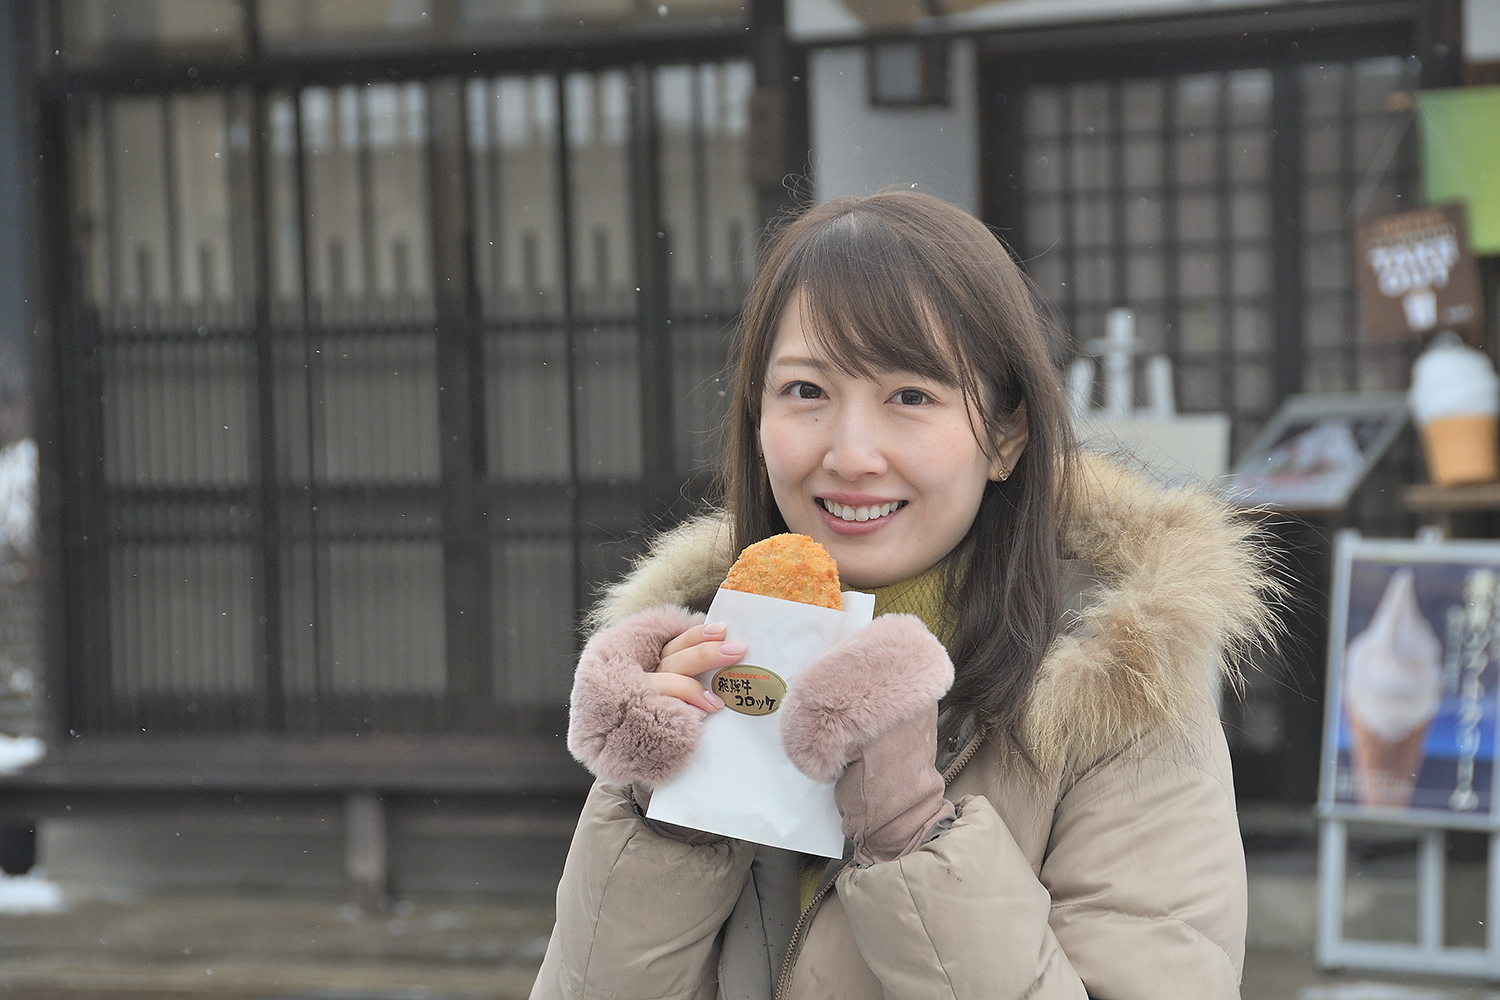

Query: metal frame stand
left=1317, top=817, right=1500, bottom=978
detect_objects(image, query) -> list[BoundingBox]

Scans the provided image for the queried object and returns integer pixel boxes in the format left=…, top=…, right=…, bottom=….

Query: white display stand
left=1316, top=529, right=1500, bottom=978
left=1068, top=307, right=1231, bottom=484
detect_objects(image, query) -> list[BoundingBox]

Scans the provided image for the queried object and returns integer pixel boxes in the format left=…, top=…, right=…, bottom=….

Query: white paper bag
left=646, top=587, right=875, bottom=858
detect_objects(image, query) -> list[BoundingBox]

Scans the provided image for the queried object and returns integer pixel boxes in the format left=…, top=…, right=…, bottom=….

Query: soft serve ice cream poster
left=1330, top=559, right=1500, bottom=816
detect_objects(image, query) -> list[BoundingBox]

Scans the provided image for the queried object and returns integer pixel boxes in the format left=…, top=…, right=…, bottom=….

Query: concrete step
left=8, top=805, right=1500, bottom=999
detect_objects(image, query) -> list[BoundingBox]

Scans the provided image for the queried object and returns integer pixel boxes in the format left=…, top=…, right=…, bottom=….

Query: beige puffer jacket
left=531, top=454, right=1274, bottom=1000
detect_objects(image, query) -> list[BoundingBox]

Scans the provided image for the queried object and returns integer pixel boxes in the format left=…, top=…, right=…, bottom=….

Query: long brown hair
left=723, top=192, right=1076, bottom=750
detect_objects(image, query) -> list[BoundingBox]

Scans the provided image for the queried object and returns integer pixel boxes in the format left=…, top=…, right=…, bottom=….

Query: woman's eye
left=790, top=382, right=823, bottom=399
left=895, top=388, right=929, bottom=406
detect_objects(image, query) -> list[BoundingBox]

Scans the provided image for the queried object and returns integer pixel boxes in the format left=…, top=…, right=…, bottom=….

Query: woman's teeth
left=820, top=500, right=905, bottom=522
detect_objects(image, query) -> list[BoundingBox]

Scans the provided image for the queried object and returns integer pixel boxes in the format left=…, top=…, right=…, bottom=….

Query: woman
left=531, top=192, right=1274, bottom=1000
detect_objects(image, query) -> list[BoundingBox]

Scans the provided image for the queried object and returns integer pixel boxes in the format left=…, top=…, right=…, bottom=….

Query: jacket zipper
left=772, top=861, right=847, bottom=1000
left=771, top=729, right=988, bottom=999
left=941, top=727, right=986, bottom=784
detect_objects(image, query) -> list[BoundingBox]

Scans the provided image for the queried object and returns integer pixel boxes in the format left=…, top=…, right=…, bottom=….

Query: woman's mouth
left=817, top=499, right=908, bottom=523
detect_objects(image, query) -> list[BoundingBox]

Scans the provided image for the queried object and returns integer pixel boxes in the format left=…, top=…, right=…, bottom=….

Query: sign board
left=1227, top=393, right=1408, bottom=512
left=1356, top=205, right=1484, bottom=345
left=1319, top=533, right=1500, bottom=828
left=1419, top=85, right=1500, bottom=256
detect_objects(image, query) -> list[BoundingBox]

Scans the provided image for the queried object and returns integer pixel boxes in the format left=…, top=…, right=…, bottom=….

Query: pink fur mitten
left=779, top=614, right=956, bottom=864
left=567, top=606, right=706, bottom=788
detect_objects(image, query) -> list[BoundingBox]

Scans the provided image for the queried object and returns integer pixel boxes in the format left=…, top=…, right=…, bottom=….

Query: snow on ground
left=0, top=733, right=42, bottom=773
left=0, top=437, right=34, bottom=560
left=0, top=871, right=62, bottom=914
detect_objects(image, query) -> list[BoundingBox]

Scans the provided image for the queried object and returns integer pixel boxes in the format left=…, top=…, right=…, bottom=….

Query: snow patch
left=0, top=733, right=43, bottom=774
left=0, top=871, right=63, bottom=915
left=0, top=438, right=35, bottom=563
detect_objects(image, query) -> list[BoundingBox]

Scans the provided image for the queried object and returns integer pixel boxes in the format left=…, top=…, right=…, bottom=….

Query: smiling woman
left=536, top=192, right=1278, bottom=1000
left=759, top=292, right=1018, bottom=589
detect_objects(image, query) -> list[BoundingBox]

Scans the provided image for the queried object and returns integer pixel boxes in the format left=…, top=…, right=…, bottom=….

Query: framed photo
left=1319, top=532, right=1500, bottom=828
left=1228, top=393, right=1408, bottom=512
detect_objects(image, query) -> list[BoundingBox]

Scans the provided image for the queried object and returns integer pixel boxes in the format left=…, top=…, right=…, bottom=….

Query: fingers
left=648, top=671, right=725, bottom=713
left=660, top=620, right=724, bottom=659
left=650, top=620, right=745, bottom=713
left=659, top=622, right=746, bottom=680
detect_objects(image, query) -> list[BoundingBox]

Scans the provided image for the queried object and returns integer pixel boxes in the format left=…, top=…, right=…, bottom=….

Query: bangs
left=788, top=214, right=968, bottom=389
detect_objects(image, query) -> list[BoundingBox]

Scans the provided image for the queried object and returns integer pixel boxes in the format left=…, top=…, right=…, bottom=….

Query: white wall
left=1467, top=0, right=1500, bottom=62
left=809, top=40, right=978, bottom=214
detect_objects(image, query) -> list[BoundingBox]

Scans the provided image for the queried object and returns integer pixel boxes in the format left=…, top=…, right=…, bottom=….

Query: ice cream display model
left=1408, top=333, right=1500, bottom=487
left=1342, top=569, right=1445, bottom=808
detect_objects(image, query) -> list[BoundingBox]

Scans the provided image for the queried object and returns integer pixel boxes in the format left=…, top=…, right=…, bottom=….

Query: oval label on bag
left=710, top=665, right=787, bottom=716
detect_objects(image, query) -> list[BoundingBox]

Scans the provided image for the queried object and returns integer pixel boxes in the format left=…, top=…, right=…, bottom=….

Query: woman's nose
left=822, top=411, right=888, bottom=480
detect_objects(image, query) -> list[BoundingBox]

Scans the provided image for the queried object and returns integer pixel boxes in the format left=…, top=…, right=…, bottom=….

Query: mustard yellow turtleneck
left=796, top=563, right=958, bottom=910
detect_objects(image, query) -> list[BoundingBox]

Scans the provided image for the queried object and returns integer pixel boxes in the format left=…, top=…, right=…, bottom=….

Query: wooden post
left=344, top=791, right=389, bottom=911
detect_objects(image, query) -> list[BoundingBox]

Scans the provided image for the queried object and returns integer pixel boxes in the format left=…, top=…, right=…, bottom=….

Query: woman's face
left=758, top=295, right=1027, bottom=590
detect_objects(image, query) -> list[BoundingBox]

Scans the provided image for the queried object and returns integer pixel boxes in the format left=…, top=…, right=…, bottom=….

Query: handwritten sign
left=1357, top=205, right=1484, bottom=345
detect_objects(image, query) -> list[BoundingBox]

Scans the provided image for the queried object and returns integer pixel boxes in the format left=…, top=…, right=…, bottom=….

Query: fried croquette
left=721, top=533, right=843, bottom=609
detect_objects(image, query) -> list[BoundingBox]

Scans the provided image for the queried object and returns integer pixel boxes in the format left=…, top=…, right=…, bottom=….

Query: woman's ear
left=988, top=402, right=1029, bottom=482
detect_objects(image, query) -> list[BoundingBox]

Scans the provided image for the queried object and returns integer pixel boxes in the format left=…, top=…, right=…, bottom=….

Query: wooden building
left=0, top=0, right=806, bottom=905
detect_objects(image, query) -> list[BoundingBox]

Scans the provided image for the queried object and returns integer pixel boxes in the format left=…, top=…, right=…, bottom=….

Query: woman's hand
left=651, top=621, right=743, bottom=712
left=779, top=614, right=956, bottom=864
left=568, top=606, right=713, bottom=788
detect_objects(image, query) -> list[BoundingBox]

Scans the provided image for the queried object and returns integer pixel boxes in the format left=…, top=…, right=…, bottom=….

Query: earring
left=995, top=464, right=1010, bottom=483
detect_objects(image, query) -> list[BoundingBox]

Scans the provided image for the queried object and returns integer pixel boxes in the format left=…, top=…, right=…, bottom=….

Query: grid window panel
left=1124, top=195, right=1165, bottom=245
left=1133, top=307, right=1167, bottom=354
left=672, top=321, right=732, bottom=477
left=1014, top=51, right=1417, bottom=463
left=1072, top=196, right=1114, bottom=247
left=1071, top=138, right=1112, bottom=192
left=656, top=62, right=757, bottom=315
left=101, top=341, right=255, bottom=487
left=1177, top=194, right=1220, bottom=243
left=1025, top=142, right=1065, bottom=193
left=314, top=334, right=440, bottom=484
left=567, top=70, right=636, bottom=321
left=1071, top=82, right=1111, bottom=134
left=1233, top=305, right=1273, bottom=352
left=1179, top=252, right=1221, bottom=298
left=108, top=542, right=257, bottom=697
left=1126, top=253, right=1164, bottom=301
left=1233, top=363, right=1274, bottom=410
left=1227, top=128, right=1270, bottom=183
left=574, top=329, right=643, bottom=480
left=1026, top=200, right=1066, bottom=250
left=300, top=84, right=434, bottom=325
left=1175, top=74, right=1222, bottom=128
left=1174, top=134, right=1219, bottom=185
left=1180, top=303, right=1223, bottom=352
left=56, top=50, right=757, bottom=737
left=1231, top=191, right=1270, bottom=239
left=1025, top=86, right=1064, bottom=136
left=1122, top=137, right=1162, bottom=189
left=1231, top=249, right=1270, bottom=297
left=1121, top=79, right=1164, bottom=131
left=491, top=538, right=574, bottom=709
left=323, top=541, right=446, bottom=695
left=468, top=75, right=566, bottom=320
left=486, top=331, right=571, bottom=482
left=1227, top=70, right=1273, bottom=125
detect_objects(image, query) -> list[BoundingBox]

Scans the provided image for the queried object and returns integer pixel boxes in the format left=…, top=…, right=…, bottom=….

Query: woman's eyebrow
left=770, top=355, right=831, bottom=371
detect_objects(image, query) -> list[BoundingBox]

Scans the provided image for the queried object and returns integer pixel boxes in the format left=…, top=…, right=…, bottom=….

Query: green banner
left=1419, top=85, right=1500, bottom=255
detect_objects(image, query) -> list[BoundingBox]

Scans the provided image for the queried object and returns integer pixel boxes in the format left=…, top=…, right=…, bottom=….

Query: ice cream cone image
left=1342, top=569, right=1444, bottom=809
left=1409, top=334, right=1500, bottom=487
left=1420, top=414, right=1499, bottom=486
left=1346, top=712, right=1432, bottom=807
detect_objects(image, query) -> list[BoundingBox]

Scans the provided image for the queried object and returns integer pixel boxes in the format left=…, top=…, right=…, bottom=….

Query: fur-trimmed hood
left=590, top=452, right=1277, bottom=774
